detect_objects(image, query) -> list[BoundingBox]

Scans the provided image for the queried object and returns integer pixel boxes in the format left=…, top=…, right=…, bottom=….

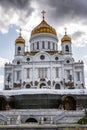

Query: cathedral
left=4, top=12, right=84, bottom=90
left=0, top=12, right=87, bottom=113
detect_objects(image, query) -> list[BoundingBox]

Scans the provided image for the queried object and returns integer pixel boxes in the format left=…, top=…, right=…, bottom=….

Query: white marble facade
left=4, top=17, right=85, bottom=90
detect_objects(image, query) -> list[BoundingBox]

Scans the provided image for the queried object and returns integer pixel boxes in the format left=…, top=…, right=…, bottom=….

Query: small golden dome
left=15, top=29, right=25, bottom=44
left=61, top=28, right=71, bottom=42
left=61, top=35, right=71, bottom=42
left=31, top=20, right=57, bottom=36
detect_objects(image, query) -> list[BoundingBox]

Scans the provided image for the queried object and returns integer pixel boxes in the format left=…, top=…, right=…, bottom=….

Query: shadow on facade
left=25, top=118, right=38, bottom=123
left=0, top=96, right=7, bottom=110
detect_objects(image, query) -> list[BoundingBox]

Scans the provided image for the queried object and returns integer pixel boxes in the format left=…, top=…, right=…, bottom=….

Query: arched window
left=37, top=42, right=39, bottom=49
left=65, top=45, right=69, bottom=52
left=33, top=43, right=34, bottom=50
left=53, top=43, right=55, bottom=50
left=56, top=44, right=57, bottom=50
left=42, top=41, right=45, bottom=49
left=18, top=46, right=21, bottom=54
left=55, top=84, right=60, bottom=89
left=48, top=41, right=50, bottom=49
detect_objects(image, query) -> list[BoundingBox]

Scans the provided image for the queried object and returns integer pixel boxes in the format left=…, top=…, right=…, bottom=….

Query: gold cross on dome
left=41, top=10, right=46, bottom=20
left=64, top=27, right=67, bottom=35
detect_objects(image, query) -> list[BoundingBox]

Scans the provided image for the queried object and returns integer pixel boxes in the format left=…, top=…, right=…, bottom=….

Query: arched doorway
left=0, top=97, right=7, bottom=110
left=63, top=96, right=76, bottom=110
left=25, top=118, right=38, bottom=123
left=55, top=84, right=60, bottom=89
left=40, top=83, right=46, bottom=88
left=26, top=84, right=31, bottom=88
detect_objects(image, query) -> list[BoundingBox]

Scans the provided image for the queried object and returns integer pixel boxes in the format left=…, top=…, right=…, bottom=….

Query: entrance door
left=25, top=118, right=38, bottom=123
left=63, top=96, right=76, bottom=110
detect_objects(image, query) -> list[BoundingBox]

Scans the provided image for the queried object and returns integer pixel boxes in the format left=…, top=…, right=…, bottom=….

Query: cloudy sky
left=0, top=0, right=87, bottom=89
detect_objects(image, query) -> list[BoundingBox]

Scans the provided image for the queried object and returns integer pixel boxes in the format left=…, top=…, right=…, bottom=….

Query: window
left=55, top=84, right=60, bottom=89
left=40, top=55, right=45, bottom=60
left=66, top=70, right=70, bottom=80
left=27, top=68, right=30, bottom=79
left=40, top=83, right=46, bottom=88
left=33, top=43, right=34, bottom=50
left=65, top=45, right=69, bottom=52
left=76, top=72, right=80, bottom=81
left=37, top=42, right=39, bottom=49
left=55, top=67, right=59, bottom=78
left=18, top=46, right=21, bottom=51
left=55, top=56, right=59, bottom=60
left=17, top=71, right=20, bottom=81
left=38, top=68, right=47, bottom=78
left=7, top=73, right=11, bottom=82
left=18, top=47, right=21, bottom=54
left=53, top=43, right=55, bottom=50
left=48, top=41, right=50, bottom=49
left=27, top=57, right=30, bottom=61
left=17, top=61, right=20, bottom=65
left=26, top=84, right=31, bottom=88
left=56, top=44, right=57, bottom=50
left=66, top=60, right=70, bottom=63
left=42, top=41, right=45, bottom=49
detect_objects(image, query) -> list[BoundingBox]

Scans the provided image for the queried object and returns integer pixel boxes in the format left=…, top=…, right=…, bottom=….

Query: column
left=12, top=65, right=14, bottom=89
left=32, top=63, right=34, bottom=86
left=82, top=65, right=85, bottom=88
left=50, top=62, right=52, bottom=88
left=61, top=63, right=64, bottom=89
left=41, top=117, right=44, bottom=124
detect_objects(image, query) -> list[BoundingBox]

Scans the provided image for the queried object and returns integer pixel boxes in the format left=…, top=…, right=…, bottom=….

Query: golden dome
left=31, top=20, right=57, bottom=36
left=61, top=28, right=71, bottom=42
left=61, top=35, right=71, bottom=42
left=15, top=29, right=25, bottom=44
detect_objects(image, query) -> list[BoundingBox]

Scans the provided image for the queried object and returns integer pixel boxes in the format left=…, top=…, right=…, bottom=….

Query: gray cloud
left=36, top=0, right=87, bottom=26
left=0, top=0, right=87, bottom=33
left=0, top=0, right=87, bottom=26
left=0, top=0, right=31, bottom=10
left=0, top=0, right=34, bottom=19
left=72, top=31, right=85, bottom=40
left=0, top=0, right=35, bottom=33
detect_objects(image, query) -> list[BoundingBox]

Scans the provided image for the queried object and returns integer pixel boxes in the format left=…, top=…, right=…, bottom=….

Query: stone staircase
left=0, top=109, right=85, bottom=124
left=0, top=113, right=10, bottom=124
left=53, top=110, right=85, bottom=123
left=53, top=111, right=65, bottom=123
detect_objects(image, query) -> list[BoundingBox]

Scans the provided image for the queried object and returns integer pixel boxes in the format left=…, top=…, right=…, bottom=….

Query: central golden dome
left=31, top=20, right=57, bottom=36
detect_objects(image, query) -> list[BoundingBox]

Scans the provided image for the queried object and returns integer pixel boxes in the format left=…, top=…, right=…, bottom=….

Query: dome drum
left=30, top=33, right=58, bottom=52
